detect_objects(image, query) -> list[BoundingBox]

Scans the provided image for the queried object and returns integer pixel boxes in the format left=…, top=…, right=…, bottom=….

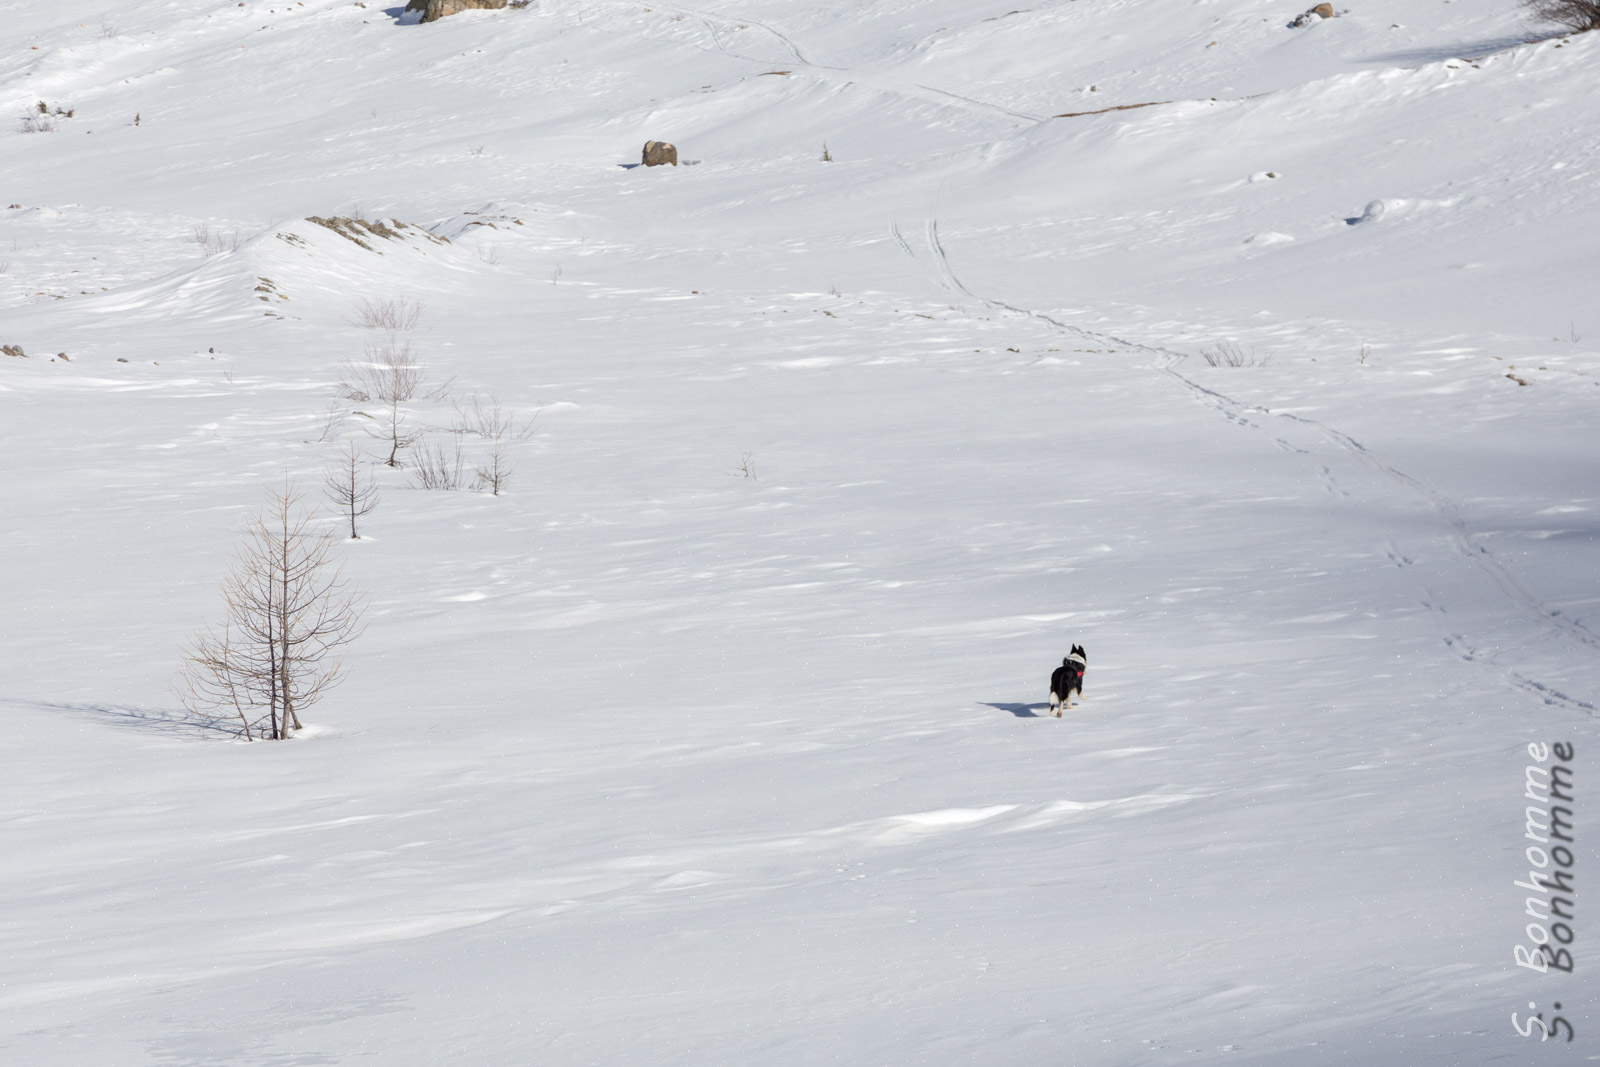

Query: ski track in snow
left=897, top=216, right=1600, bottom=716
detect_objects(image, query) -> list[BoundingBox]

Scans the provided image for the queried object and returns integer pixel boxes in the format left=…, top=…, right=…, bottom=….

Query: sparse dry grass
left=1198, top=342, right=1271, bottom=367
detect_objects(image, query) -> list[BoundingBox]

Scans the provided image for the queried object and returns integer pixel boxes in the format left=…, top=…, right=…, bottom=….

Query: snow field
left=3, top=1, right=1598, bottom=1062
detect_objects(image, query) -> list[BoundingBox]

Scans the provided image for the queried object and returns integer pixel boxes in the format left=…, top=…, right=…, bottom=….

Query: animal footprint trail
left=894, top=215, right=1599, bottom=713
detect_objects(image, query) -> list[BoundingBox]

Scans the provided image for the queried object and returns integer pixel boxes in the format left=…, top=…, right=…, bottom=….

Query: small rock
left=2, top=344, right=26, bottom=358
left=642, top=140, right=678, bottom=167
left=1289, top=3, right=1336, bottom=27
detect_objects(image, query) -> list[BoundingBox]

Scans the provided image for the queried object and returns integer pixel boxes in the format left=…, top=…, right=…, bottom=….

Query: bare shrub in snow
left=453, top=395, right=535, bottom=495
left=1198, top=342, right=1271, bottom=367
left=351, top=297, right=425, bottom=332
left=733, top=451, right=757, bottom=480
left=191, top=224, right=243, bottom=256
left=178, top=483, right=364, bottom=741
left=452, top=394, right=536, bottom=441
left=341, top=341, right=431, bottom=466
left=411, top=438, right=467, bottom=490
left=1523, top=0, right=1600, bottom=31
left=21, top=101, right=74, bottom=132
left=324, top=439, right=380, bottom=539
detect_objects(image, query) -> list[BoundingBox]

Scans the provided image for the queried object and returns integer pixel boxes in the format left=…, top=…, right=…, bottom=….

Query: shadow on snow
left=1358, top=34, right=1547, bottom=65
left=982, top=701, right=1049, bottom=718
left=13, top=698, right=246, bottom=739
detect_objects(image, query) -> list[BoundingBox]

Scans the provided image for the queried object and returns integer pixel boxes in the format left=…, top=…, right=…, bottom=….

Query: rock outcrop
left=642, top=141, right=678, bottom=167
left=411, top=0, right=508, bottom=23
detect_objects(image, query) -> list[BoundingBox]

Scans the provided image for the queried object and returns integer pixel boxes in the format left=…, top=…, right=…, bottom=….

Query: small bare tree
left=453, top=395, right=536, bottom=496
left=475, top=437, right=513, bottom=495
left=1523, top=0, right=1600, bottom=31
left=340, top=341, right=426, bottom=466
left=324, top=440, right=379, bottom=539
left=178, top=483, right=364, bottom=740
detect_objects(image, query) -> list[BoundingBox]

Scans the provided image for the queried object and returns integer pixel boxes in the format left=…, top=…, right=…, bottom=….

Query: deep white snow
left=3, top=1, right=1598, bottom=1063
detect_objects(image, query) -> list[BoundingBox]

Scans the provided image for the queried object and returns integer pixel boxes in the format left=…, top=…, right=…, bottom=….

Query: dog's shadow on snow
left=983, top=702, right=1050, bottom=718
left=13, top=699, right=244, bottom=739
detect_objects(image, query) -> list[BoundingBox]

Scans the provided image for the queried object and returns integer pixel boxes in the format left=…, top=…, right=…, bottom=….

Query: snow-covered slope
left=3, top=2, right=1597, bottom=1063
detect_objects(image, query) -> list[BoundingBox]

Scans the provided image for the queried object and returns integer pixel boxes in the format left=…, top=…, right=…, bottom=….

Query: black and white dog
left=1048, top=645, right=1087, bottom=717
